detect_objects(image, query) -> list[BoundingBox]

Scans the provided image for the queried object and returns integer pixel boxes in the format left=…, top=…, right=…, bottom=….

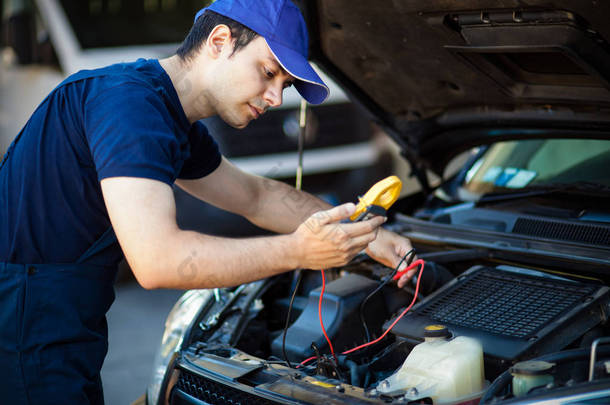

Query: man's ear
left=205, top=24, right=233, bottom=59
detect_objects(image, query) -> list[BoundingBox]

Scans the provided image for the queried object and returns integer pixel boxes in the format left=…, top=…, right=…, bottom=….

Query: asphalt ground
left=101, top=281, right=183, bottom=405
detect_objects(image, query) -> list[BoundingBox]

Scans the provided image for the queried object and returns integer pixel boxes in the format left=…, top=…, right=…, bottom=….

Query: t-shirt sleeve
left=84, top=83, right=187, bottom=185
left=178, top=121, right=222, bottom=179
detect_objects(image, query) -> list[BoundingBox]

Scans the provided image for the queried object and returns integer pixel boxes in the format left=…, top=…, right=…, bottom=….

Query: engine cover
left=388, top=265, right=610, bottom=363
left=271, top=273, right=385, bottom=363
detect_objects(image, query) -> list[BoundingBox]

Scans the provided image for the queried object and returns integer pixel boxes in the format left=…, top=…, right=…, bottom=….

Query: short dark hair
left=176, top=10, right=258, bottom=61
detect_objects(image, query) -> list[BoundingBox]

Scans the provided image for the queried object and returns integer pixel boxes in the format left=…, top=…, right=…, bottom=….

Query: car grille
left=173, top=368, right=283, bottom=405
left=513, top=218, right=610, bottom=246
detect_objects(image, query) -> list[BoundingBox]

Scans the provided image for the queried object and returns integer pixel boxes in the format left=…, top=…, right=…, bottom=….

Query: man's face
left=206, top=36, right=295, bottom=129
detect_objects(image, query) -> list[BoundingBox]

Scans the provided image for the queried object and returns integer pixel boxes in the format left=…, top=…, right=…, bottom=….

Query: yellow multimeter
left=350, top=176, right=402, bottom=221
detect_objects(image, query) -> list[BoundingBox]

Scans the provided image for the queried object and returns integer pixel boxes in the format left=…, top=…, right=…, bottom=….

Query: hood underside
left=301, top=0, right=610, bottom=174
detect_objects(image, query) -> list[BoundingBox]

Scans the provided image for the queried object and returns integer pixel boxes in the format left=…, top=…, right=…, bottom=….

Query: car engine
left=165, top=212, right=610, bottom=404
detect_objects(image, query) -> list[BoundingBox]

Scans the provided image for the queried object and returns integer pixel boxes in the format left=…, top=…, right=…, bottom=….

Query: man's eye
left=264, top=68, right=274, bottom=79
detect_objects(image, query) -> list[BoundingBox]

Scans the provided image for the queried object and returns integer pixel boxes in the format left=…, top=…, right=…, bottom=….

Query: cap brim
left=264, top=38, right=329, bottom=105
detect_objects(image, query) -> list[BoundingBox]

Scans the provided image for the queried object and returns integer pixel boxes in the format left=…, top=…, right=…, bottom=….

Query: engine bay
left=170, top=216, right=610, bottom=404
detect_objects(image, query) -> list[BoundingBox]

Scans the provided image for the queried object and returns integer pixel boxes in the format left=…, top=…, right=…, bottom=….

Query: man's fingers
left=397, top=273, right=410, bottom=288
left=310, top=203, right=356, bottom=226
left=340, top=216, right=386, bottom=237
left=396, top=260, right=407, bottom=273
left=349, top=232, right=379, bottom=251
left=395, top=241, right=415, bottom=259
left=397, top=268, right=418, bottom=288
left=393, top=240, right=417, bottom=269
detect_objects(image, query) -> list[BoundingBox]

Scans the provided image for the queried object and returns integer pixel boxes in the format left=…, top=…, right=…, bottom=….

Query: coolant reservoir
left=376, top=325, right=485, bottom=404
left=510, top=361, right=555, bottom=397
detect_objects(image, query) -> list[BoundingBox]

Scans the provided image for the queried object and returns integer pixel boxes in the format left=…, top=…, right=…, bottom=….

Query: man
left=0, top=0, right=415, bottom=403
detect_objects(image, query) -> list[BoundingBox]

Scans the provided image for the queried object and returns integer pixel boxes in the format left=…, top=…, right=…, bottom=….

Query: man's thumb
left=314, top=203, right=356, bottom=225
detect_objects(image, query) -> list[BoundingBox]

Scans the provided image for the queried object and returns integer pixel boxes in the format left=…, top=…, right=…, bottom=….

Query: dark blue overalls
left=0, top=228, right=119, bottom=404
left=0, top=70, right=124, bottom=404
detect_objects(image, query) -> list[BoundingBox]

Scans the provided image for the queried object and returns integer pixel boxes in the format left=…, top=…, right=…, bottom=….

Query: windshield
left=459, top=139, right=610, bottom=200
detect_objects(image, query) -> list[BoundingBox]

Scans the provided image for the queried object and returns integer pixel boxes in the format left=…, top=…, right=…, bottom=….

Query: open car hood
left=300, top=0, right=610, bottom=176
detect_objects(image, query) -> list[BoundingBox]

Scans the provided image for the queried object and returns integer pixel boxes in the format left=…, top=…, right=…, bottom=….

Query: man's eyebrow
left=267, top=57, right=293, bottom=80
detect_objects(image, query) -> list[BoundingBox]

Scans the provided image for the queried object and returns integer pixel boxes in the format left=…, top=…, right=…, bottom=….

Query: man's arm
left=175, top=157, right=330, bottom=234
left=176, top=158, right=417, bottom=287
left=100, top=176, right=384, bottom=290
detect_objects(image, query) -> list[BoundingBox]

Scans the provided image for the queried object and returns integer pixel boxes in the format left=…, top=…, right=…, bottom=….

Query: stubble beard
left=204, top=82, right=252, bottom=129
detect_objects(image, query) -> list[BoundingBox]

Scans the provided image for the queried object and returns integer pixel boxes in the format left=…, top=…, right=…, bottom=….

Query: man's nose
left=263, top=84, right=283, bottom=108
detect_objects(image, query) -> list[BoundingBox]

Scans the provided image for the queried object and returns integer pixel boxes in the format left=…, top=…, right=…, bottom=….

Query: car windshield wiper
left=477, top=181, right=610, bottom=204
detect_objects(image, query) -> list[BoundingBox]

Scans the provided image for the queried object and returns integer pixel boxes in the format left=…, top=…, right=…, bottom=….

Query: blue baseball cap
left=194, top=0, right=329, bottom=105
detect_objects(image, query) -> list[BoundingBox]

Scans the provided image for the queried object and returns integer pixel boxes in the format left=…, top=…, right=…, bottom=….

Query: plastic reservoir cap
left=423, top=324, right=450, bottom=338
left=510, top=361, right=556, bottom=376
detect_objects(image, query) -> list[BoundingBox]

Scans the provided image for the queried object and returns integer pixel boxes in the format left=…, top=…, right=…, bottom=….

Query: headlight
left=147, top=289, right=212, bottom=405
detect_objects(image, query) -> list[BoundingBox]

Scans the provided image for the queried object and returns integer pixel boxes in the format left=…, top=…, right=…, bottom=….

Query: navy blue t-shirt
left=0, top=59, right=222, bottom=266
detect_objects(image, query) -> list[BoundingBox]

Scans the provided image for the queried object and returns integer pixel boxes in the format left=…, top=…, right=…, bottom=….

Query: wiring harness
left=293, top=254, right=425, bottom=368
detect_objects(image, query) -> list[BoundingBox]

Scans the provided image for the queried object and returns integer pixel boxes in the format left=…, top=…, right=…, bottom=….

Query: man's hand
left=366, top=228, right=416, bottom=288
left=291, top=203, right=386, bottom=270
